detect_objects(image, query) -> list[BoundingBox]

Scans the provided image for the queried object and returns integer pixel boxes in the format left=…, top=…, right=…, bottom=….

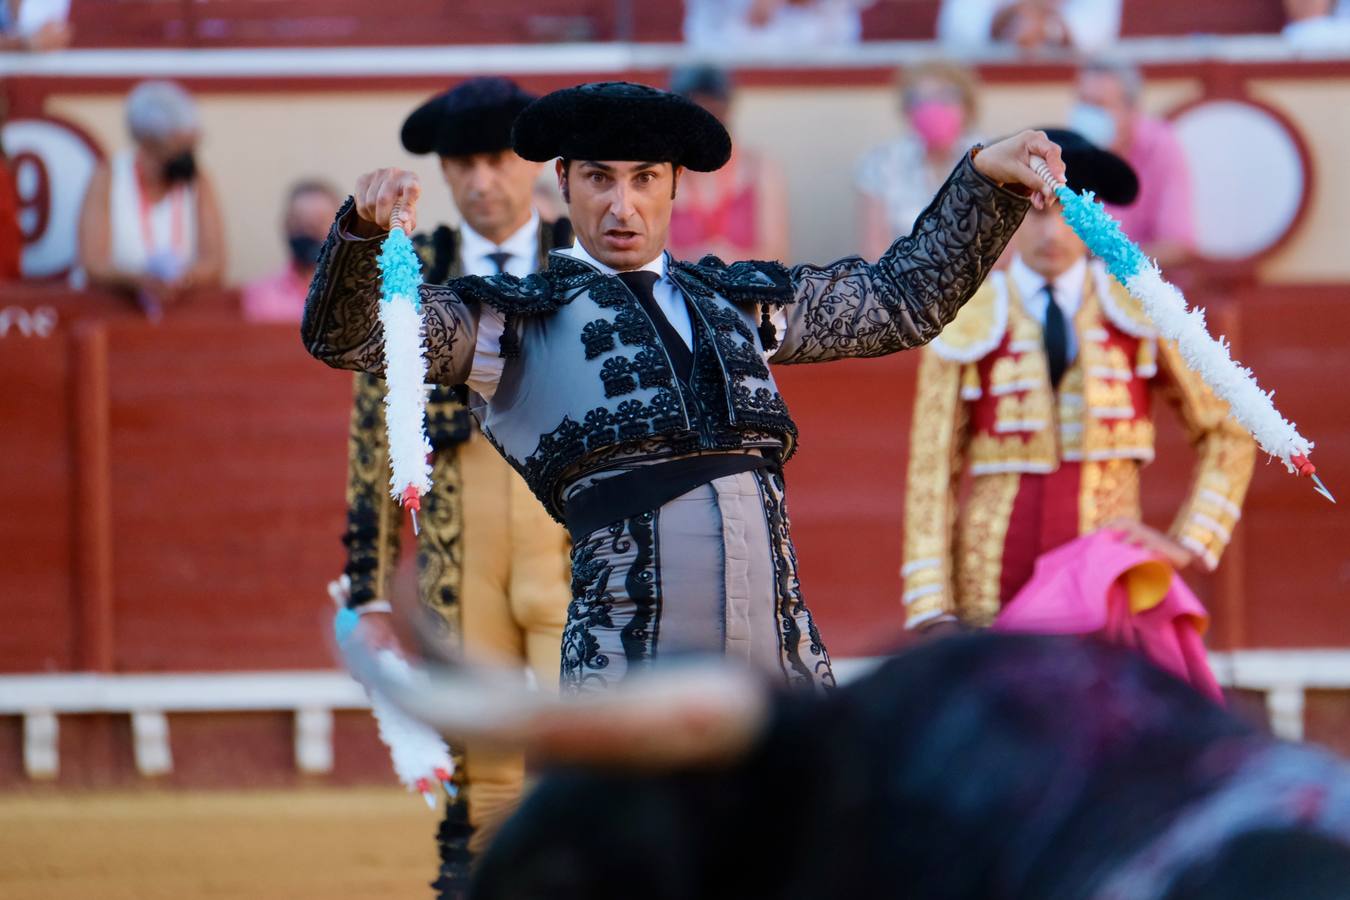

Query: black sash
left=563, top=453, right=773, bottom=543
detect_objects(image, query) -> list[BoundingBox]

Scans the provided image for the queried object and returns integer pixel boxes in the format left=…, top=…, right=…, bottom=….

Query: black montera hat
left=1039, top=127, right=1140, bottom=206
left=511, top=81, right=732, bottom=172
left=401, top=77, right=537, bottom=158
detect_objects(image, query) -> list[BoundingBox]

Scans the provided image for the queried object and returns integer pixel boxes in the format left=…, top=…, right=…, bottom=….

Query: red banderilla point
left=400, top=486, right=422, bottom=510
left=1291, top=454, right=1317, bottom=477
left=433, top=767, right=452, bottom=782
left=415, top=777, right=433, bottom=794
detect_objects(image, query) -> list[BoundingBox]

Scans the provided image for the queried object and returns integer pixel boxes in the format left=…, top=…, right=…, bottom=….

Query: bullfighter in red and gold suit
left=901, top=130, right=1255, bottom=631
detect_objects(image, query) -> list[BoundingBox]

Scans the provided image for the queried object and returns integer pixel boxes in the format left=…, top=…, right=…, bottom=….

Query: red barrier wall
left=3, top=284, right=1345, bottom=672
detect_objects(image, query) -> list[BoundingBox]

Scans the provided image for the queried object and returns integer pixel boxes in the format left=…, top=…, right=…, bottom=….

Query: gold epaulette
left=1092, top=264, right=1158, bottom=339
left=929, top=272, right=1009, bottom=363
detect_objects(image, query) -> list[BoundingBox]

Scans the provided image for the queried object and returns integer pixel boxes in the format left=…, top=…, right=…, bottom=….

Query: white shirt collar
left=557, top=239, right=669, bottom=280
left=1010, top=253, right=1088, bottom=320
left=459, top=210, right=540, bottom=276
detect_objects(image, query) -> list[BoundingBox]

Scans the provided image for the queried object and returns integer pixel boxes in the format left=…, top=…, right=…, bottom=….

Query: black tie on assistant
left=1043, top=283, right=1068, bottom=389
left=618, top=270, right=694, bottom=383
left=487, top=251, right=513, bottom=275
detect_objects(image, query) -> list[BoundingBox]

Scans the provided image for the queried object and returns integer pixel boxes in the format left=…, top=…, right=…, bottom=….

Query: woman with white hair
left=77, top=80, right=224, bottom=316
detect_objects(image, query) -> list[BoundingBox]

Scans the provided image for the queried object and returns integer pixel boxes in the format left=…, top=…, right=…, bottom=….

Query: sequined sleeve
left=300, top=198, right=477, bottom=385
left=341, top=372, right=403, bottom=607
left=772, top=152, right=1029, bottom=365
left=901, top=348, right=969, bottom=628
left=1156, top=339, right=1256, bottom=571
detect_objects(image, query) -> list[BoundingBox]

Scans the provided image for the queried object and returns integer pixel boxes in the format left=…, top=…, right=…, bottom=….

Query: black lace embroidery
left=777, top=153, right=1029, bottom=363
left=670, top=255, right=795, bottom=307
left=632, top=348, right=671, bottom=390
left=600, top=356, right=637, bottom=398
left=618, top=511, right=659, bottom=669
left=516, top=269, right=803, bottom=517
left=756, top=467, right=835, bottom=690
left=560, top=533, right=618, bottom=694
left=674, top=271, right=798, bottom=438
left=612, top=308, right=651, bottom=348
left=587, top=276, right=630, bottom=311
left=581, top=320, right=616, bottom=360
left=519, top=389, right=689, bottom=519
left=560, top=510, right=661, bottom=695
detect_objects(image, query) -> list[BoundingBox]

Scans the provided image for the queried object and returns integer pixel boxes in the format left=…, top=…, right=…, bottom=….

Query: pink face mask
left=908, top=100, right=964, bottom=153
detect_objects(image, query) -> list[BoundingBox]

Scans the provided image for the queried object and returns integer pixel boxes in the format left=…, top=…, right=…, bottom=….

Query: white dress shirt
left=1009, top=253, right=1087, bottom=364
left=463, top=214, right=540, bottom=401
left=458, top=211, right=540, bottom=279
left=557, top=241, right=694, bottom=347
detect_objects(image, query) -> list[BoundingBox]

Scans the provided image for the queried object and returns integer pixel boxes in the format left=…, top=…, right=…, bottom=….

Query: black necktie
left=487, top=251, right=512, bottom=275
left=618, top=270, right=693, bottom=383
left=1043, top=283, right=1068, bottom=389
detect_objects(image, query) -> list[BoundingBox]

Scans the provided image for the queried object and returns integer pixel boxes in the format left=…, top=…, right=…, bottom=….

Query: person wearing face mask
left=901, top=129, right=1253, bottom=637
left=77, top=80, right=225, bottom=318
left=856, top=61, right=983, bottom=259
left=240, top=179, right=340, bottom=323
left=1070, top=61, right=1195, bottom=269
left=332, top=77, right=574, bottom=898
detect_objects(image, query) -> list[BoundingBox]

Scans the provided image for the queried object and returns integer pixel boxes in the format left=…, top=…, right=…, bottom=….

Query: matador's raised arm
left=772, top=153, right=1030, bottom=365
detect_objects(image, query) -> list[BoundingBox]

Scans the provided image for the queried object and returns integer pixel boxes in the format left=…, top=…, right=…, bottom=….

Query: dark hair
left=286, top=177, right=341, bottom=208
left=668, top=65, right=732, bottom=101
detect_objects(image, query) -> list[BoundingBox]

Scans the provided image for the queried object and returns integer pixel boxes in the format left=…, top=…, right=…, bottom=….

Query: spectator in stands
left=937, top=0, right=1121, bottom=55
left=667, top=66, right=789, bottom=263
left=1071, top=60, right=1194, bottom=267
left=240, top=179, right=340, bottom=323
left=683, top=0, right=875, bottom=52
left=0, top=0, right=71, bottom=51
left=77, top=80, right=225, bottom=318
left=1283, top=0, right=1350, bottom=49
left=855, top=61, right=982, bottom=259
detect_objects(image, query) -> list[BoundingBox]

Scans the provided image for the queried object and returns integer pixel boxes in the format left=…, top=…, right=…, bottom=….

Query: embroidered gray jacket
left=302, top=153, right=1029, bottom=520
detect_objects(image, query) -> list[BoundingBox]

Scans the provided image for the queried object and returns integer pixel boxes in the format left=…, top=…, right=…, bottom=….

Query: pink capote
left=993, top=530, right=1224, bottom=703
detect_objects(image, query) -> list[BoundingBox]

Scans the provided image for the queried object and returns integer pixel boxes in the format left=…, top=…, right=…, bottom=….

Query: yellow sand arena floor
left=0, top=788, right=441, bottom=899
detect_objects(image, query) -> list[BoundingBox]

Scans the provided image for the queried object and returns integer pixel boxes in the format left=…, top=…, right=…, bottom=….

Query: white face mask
left=1068, top=102, right=1118, bottom=149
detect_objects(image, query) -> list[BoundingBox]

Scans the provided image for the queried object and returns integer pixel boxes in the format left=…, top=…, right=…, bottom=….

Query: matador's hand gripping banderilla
left=1029, top=156, right=1334, bottom=504
left=376, top=199, right=433, bottom=533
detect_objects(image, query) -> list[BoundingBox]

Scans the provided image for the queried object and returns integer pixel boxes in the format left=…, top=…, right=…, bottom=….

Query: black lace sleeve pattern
left=300, top=198, right=477, bottom=385
left=773, top=151, right=1029, bottom=365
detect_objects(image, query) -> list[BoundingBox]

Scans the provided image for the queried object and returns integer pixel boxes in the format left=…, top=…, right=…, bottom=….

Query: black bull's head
left=344, top=631, right=1350, bottom=900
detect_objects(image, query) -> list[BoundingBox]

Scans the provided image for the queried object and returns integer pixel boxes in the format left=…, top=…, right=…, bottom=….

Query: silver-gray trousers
left=559, top=467, right=835, bottom=694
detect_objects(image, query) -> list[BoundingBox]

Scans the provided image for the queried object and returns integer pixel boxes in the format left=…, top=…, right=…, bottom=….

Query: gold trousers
left=455, top=430, right=570, bottom=852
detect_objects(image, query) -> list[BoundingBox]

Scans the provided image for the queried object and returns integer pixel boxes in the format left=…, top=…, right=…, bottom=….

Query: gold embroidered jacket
left=901, top=262, right=1255, bottom=628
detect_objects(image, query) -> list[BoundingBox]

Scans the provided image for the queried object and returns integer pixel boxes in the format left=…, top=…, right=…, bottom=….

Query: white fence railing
left=1, top=650, right=1347, bottom=778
